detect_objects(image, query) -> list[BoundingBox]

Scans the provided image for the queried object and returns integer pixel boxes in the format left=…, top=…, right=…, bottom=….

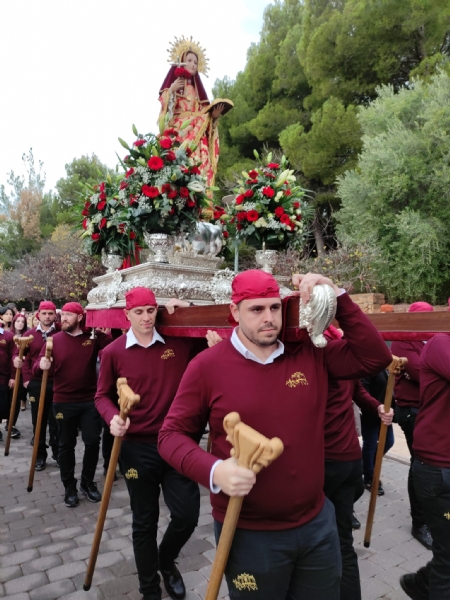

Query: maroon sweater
left=95, top=334, right=204, bottom=443
left=0, top=329, right=15, bottom=386
left=33, top=330, right=111, bottom=403
left=414, top=334, right=450, bottom=468
left=158, top=293, right=392, bottom=531
left=390, top=341, right=424, bottom=408
left=22, top=325, right=60, bottom=384
left=325, top=379, right=380, bottom=461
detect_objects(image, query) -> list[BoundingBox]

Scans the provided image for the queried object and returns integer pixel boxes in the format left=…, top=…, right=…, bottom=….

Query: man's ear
left=230, top=302, right=240, bottom=323
left=124, top=308, right=130, bottom=322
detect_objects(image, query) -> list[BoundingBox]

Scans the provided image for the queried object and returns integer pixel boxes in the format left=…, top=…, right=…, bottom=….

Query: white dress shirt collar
left=230, top=328, right=284, bottom=365
left=125, top=327, right=165, bottom=349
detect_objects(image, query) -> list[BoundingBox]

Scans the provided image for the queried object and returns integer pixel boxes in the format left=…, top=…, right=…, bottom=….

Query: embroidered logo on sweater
left=161, top=349, right=175, bottom=360
left=125, top=468, right=138, bottom=480
left=233, top=574, right=258, bottom=591
left=82, top=340, right=92, bottom=346
left=29, top=396, right=35, bottom=403
left=0, top=340, right=6, bottom=345
left=444, top=512, right=450, bottom=520
left=55, top=412, right=64, bottom=419
left=286, top=371, right=308, bottom=388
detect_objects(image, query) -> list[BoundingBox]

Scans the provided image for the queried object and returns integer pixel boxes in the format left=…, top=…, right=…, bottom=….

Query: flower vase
left=101, top=249, right=123, bottom=274
left=143, top=232, right=175, bottom=264
left=255, top=249, right=278, bottom=274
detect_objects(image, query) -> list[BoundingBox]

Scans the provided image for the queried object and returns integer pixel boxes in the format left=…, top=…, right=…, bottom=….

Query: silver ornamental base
left=143, top=232, right=175, bottom=264
left=101, top=250, right=122, bottom=274
left=255, top=249, right=278, bottom=274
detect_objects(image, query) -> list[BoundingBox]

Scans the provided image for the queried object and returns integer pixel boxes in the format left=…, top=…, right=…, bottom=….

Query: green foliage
left=337, top=71, right=450, bottom=303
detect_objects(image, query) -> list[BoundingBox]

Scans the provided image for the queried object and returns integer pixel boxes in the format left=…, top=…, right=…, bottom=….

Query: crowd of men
left=1, top=272, right=448, bottom=600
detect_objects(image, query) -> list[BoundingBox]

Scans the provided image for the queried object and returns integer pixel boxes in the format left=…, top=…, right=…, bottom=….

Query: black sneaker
left=364, top=479, right=384, bottom=496
left=35, top=458, right=46, bottom=471
left=159, top=562, right=185, bottom=600
left=80, top=481, right=102, bottom=503
left=64, top=486, right=79, bottom=508
left=412, top=525, right=432, bottom=550
left=352, top=512, right=361, bottom=530
left=399, top=573, right=429, bottom=600
left=10, top=426, right=21, bottom=439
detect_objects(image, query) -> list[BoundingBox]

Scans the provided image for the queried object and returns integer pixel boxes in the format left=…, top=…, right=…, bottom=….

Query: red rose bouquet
left=117, top=126, right=209, bottom=235
left=216, top=152, right=312, bottom=250
left=79, top=175, right=142, bottom=261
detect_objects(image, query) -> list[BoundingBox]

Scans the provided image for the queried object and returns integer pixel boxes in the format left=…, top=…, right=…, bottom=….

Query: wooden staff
left=205, top=412, right=284, bottom=600
left=27, top=338, right=53, bottom=492
left=4, top=335, right=34, bottom=456
left=84, top=378, right=140, bottom=591
left=364, top=355, right=407, bottom=547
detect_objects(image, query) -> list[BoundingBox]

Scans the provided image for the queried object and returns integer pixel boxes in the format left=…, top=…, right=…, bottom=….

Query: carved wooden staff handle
left=205, top=412, right=284, bottom=600
left=84, top=378, right=140, bottom=591
left=5, top=335, right=33, bottom=456
left=364, top=356, right=407, bottom=547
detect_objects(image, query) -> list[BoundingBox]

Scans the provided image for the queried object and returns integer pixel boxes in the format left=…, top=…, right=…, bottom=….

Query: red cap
left=38, top=301, right=56, bottom=311
left=408, top=302, right=433, bottom=313
left=231, top=270, right=280, bottom=304
left=380, top=304, right=394, bottom=313
left=125, top=287, right=157, bottom=310
left=61, top=302, right=84, bottom=315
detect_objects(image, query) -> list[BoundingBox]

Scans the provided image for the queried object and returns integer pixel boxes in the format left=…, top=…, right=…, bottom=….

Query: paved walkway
left=0, top=413, right=428, bottom=600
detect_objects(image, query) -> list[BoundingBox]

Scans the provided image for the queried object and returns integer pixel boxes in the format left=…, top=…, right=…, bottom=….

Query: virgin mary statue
left=158, top=37, right=232, bottom=187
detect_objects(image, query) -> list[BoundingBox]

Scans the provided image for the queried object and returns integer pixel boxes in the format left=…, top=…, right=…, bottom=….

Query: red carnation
left=237, top=212, right=248, bottom=222
left=167, top=190, right=177, bottom=199
left=174, top=67, right=191, bottom=78
left=248, top=170, right=258, bottom=179
left=223, top=231, right=229, bottom=238
left=190, top=166, right=201, bottom=175
left=130, top=231, right=136, bottom=240
left=185, top=148, right=192, bottom=157
left=92, top=233, right=100, bottom=241
left=296, top=214, right=302, bottom=221
left=125, top=168, right=135, bottom=178
left=99, top=182, right=105, bottom=193
left=247, top=210, right=259, bottom=222
left=120, top=181, right=128, bottom=190
left=97, top=201, right=106, bottom=211
left=160, top=137, right=172, bottom=149
left=162, top=183, right=172, bottom=194
left=246, top=179, right=258, bottom=185
left=84, top=201, right=90, bottom=209
left=244, top=190, right=254, bottom=198
left=99, top=192, right=107, bottom=201
left=134, top=139, right=146, bottom=147
left=236, top=194, right=245, bottom=205
left=99, top=217, right=107, bottom=229
left=82, top=219, right=87, bottom=229
left=81, top=209, right=89, bottom=216
left=166, top=151, right=176, bottom=161
left=180, top=187, right=189, bottom=198
left=293, top=201, right=300, bottom=208
left=130, top=195, right=139, bottom=205
left=236, top=224, right=243, bottom=231
left=147, top=156, right=164, bottom=170
left=267, top=162, right=280, bottom=169
left=280, top=214, right=291, bottom=225
left=285, top=190, right=292, bottom=197
left=163, top=128, right=177, bottom=136
left=264, top=173, right=276, bottom=179
left=262, top=186, right=275, bottom=198
left=274, top=207, right=285, bottom=217
left=186, top=199, right=196, bottom=207
left=142, top=185, right=159, bottom=198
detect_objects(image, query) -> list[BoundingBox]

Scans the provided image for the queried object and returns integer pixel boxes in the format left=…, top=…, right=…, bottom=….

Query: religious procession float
left=82, top=36, right=450, bottom=342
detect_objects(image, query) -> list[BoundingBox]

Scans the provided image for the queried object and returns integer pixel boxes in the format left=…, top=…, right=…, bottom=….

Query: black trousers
left=395, top=406, right=424, bottom=528
left=412, top=460, right=450, bottom=599
left=214, top=498, right=341, bottom=600
left=29, top=379, right=58, bottom=460
left=324, top=458, right=363, bottom=600
left=121, top=441, right=200, bottom=600
left=53, top=400, right=101, bottom=488
left=0, top=384, right=9, bottom=420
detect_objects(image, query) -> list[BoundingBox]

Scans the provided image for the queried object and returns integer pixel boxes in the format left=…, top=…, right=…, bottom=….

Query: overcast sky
left=0, top=0, right=268, bottom=193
